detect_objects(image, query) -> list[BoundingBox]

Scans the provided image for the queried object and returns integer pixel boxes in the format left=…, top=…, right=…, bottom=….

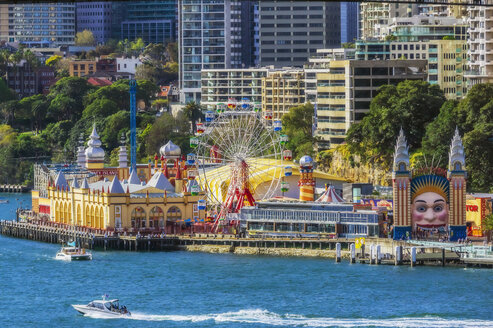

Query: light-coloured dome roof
left=85, top=124, right=105, bottom=160
left=299, top=155, right=314, bottom=167
left=160, top=140, right=181, bottom=158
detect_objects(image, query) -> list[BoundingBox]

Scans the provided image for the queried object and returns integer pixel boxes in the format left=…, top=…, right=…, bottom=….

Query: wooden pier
left=0, top=184, right=29, bottom=193
left=0, top=220, right=492, bottom=268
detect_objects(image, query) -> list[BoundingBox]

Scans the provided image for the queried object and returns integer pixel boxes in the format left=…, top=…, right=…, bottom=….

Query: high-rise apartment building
left=2, top=3, right=76, bottom=47
left=340, top=2, right=358, bottom=44
left=316, top=60, right=427, bottom=150
left=386, top=15, right=467, bottom=42
left=0, top=4, right=8, bottom=42
left=257, top=1, right=341, bottom=68
left=121, top=1, right=177, bottom=44
left=179, top=0, right=251, bottom=103
left=355, top=39, right=468, bottom=100
left=466, top=6, right=493, bottom=87
left=76, top=2, right=112, bottom=44
left=359, top=2, right=418, bottom=40
left=200, top=68, right=270, bottom=110
left=262, top=70, right=305, bottom=120
left=304, top=48, right=355, bottom=104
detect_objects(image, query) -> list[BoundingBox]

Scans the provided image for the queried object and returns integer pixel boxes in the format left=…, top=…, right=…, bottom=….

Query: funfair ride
left=189, top=99, right=289, bottom=232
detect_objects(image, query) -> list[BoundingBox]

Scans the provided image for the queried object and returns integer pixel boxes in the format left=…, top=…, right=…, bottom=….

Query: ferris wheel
left=187, top=99, right=293, bottom=228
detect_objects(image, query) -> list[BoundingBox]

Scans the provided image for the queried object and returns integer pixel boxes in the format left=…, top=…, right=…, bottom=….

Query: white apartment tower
left=466, top=6, right=493, bottom=87
left=179, top=0, right=246, bottom=103
left=359, top=2, right=418, bottom=40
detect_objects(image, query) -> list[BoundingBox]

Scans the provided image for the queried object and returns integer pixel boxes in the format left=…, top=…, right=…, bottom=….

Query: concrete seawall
left=2, top=220, right=492, bottom=268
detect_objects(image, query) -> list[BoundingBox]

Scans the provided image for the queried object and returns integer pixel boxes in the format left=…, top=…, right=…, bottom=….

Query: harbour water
left=0, top=192, right=492, bottom=328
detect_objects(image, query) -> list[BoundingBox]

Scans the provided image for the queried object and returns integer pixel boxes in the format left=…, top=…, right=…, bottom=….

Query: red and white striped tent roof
left=316, top=185, right=345, bottom=203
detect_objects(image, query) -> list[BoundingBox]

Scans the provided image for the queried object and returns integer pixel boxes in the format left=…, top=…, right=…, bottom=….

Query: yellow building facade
left=47, top=174, right=205, bottom=232
left=261, top=70, right=305, bottom=120
left=32, top=126, right=206, bottom=233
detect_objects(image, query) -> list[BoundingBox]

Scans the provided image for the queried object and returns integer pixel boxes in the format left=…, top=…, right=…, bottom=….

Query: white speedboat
left=55, top=246, right=92, bottom=261
left=72, top=298, right=131, bottom=317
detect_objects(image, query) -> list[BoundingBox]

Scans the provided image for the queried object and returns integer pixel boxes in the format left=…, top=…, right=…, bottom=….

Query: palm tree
left=182, top=101, right=204, bottom=134
left=482, top=213, right=493, bottom=243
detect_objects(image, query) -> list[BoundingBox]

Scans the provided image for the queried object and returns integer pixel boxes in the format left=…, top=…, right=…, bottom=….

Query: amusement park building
left=31, top=126, right=206, bottom=233
left=241, top=200, right=382, bottom=238
left=315, top=59, right=427, bottom=150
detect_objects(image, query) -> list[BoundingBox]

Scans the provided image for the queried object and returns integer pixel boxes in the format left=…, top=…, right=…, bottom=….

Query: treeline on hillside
left=0, top=77, right=202, bottom=186
left=340, top=80, right=493, bottom=192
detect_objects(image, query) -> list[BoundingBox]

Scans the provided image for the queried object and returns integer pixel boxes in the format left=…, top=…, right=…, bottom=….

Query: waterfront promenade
left=2, top=220, right=492, bottom=268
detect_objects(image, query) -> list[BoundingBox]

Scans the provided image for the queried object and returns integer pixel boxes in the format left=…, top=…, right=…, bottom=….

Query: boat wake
left=84, top=308, right=493, bottom=327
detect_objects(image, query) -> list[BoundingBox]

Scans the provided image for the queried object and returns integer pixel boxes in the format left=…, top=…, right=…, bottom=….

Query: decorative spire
left=393, top=128, right=410, bottom=172
left=118, top=132, right=128, bottom=168
left=71, top=178, right=80, bottom=189
left=54, top=171, right=69, bottom=189
left=448, top=126, right=466, bottom=172
left=109, top=175, right=125, bottom=193
left=81, top=177, right=90, bottom=189
left=76, top=132, right=86, bottom=168
left=128, top=169, right=140, bottom=184
left=85, top=123, right=105, bottom=164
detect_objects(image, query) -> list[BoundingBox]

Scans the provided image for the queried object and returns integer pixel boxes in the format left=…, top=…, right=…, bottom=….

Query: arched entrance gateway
left=166, top=206, right=182, bottom=234
left=131, top=207, right=146, bottom=231
left=149, top=206, right=164, bottom=231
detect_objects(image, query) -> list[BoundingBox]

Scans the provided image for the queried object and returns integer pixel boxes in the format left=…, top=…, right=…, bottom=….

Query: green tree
left=101, top=110, right=130, bottom=152
left=151, top=99, right=169, bottom=111
left=421, top=83, right=493, bottom=191
left=19, top=94, right=49, bottom=132
left=130, top=38, right=145, bottom=54
left=45, top=55, right=62, bottom=67
left=0, top=100, right=21, bottom=127
left=346, top=80, right=446, bottom=168
left=165, top=42, right=178, bottom=62
left=82, top=98, right=119, bottom=120
left=0, top=49, right=10, bottom=78
left=135, top=64, right=160, bottom=83
left=483, top=213, right=493, bottom=243
left=41, top=120, right=73, bottom=153
left=281, top=102, right=315, bottom=159
left=143, top=43, right=166, bottom=62
left=48, top=77, right=94, bottom=120
left=75, top=30, right=96, bottom=46
left=0, top=79, right=15, bottom=103
left=182, top=101, right=204, bottom=133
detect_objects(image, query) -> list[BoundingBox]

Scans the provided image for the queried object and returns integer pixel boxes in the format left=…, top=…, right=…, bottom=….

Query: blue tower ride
left=129, top=79, right=137, bottom=173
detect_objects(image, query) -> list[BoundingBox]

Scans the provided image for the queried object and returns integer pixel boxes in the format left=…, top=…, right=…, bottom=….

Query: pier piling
left=335, top=243, right=341, bottom=263
left=350, top=243, right=355, bottom=264
left=395, top=246, right=402, bottom=266
left=411, top=247, right=417, bottom=267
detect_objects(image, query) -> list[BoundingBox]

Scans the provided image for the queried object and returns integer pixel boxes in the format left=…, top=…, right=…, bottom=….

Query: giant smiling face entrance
left=411, top=175, right=450, bottom=230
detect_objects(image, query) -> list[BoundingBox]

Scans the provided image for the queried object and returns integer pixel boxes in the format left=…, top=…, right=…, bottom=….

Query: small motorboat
left=72, top=297, right=131, bottom=317
left=55, top=246, right=92, bottom=261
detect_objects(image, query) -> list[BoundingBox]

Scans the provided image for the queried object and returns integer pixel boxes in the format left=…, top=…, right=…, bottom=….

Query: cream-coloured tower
left=85, top=124, right=105, bottom=170
left=447, top=127, right=467, bottom=240
left=392, top=128, right=412, bottom=240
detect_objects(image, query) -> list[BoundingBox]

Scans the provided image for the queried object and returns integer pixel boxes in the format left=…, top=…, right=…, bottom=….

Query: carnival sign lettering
left=466, top=205, right=479, bottom=212
left=412, top=167, right=448, bottom=178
